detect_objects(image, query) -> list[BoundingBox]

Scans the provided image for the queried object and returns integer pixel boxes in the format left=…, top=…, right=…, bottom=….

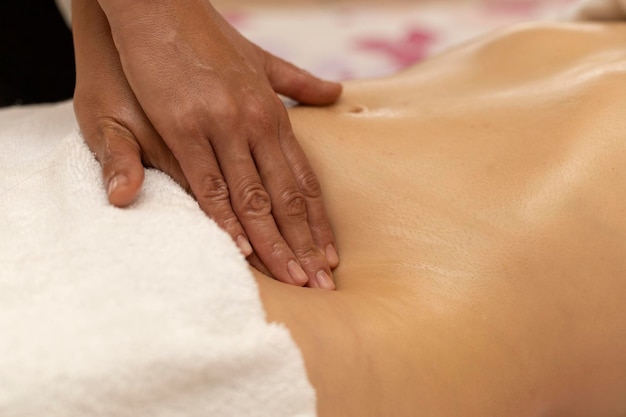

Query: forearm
left=571, top=0, right=626, bottom=20
left=72, top=0, right=121, bottom=88
left=95, top=0, right=222, bottom=32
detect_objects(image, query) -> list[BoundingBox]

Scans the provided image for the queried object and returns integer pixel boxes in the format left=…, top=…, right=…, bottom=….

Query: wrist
left=97, top=0, right=218, bottom=28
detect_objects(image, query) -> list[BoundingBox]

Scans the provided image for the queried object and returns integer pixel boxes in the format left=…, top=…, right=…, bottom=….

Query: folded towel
left=0, top=101, right=316, bottom=417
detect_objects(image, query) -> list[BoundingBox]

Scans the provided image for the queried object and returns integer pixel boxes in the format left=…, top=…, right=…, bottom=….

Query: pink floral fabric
left=220, top=0, right=577, bottom=80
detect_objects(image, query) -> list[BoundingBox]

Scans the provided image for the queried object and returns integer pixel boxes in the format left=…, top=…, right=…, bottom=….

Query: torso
left=253, top=22, right=626, bottom=417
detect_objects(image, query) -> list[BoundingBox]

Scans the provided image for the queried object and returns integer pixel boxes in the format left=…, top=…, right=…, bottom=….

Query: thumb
left=264, top=52, right=342, bottom=105
left=98, top=124, right=145, bottom=207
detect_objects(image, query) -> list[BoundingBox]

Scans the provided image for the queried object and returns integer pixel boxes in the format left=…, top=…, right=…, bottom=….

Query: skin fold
left=252, top=22, right=626, bottom=417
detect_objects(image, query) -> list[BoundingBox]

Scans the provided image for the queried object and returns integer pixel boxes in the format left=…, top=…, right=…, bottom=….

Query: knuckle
left=280, top=189, right=307, bottom=218
left=219, top=214, right=240, bottom=231
left=196, top=176, right=230, bottom=203
left=171, top=107, right=207, bottom=141
left=211, top=95, right=240, bottom=125
left=294, top=246, right=321, bottom=263
left=243, top=98, right=265, bottom=117
left=298, top=170, right=323, bottom=199
left=311, top=221, right=333, bottom=239
left=269, top=239, right=289, bottom=257
left=243, top=98, right=275, bottom=132
left=97, top=118, right=137, bottom=161
left=97, top=117, right=130, bottom=139
left=237, top=181, right=272, bottom=218
left=215, top=213, right=241, bottom=235
left=169, top=95, right=241, bottom=139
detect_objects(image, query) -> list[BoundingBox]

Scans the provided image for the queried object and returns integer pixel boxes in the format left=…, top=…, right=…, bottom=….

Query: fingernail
left=316, top=270, right=335, bottom=290
left=236, top=235, right=253, bottom=257
left=107, top=174, right=127, bottom=197
left=287, top=260, right=308, bottom=286
left=325, top=244, right=339, bottom=267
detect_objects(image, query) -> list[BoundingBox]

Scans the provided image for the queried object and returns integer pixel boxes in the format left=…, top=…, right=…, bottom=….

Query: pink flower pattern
left=222, top=0, right=578, bottom=81
left=355, top=28, right=436, bottom=70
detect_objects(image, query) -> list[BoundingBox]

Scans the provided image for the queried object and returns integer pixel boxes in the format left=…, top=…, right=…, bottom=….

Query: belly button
left=347, top=105, right=367, bottom=114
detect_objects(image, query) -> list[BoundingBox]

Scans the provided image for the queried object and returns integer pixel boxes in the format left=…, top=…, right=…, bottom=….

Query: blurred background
left=0, top=0, right=577, bottom=107
left=215, top=0, right=577, bottom=80
left=0, top=0, right=75, bottom=106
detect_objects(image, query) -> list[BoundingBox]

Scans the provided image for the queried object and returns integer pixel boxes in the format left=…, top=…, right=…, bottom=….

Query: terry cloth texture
left=0, top=101, right=316, bottom=417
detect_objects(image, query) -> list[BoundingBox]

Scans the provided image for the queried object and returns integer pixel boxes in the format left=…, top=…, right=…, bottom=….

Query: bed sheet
left=219, top=0, right=578, bottom=81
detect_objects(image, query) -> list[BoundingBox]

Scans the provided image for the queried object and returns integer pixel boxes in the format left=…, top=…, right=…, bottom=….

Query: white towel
left=0, top=101, right=316, bottom=417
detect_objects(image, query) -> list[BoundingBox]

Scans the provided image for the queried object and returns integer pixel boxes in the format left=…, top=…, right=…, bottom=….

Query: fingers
left=133, top=121, right=191, bottom=193
left=214, top=138, right=316, bottom=287
left=264, top=52, right=343, bottom=106
left=250, top=129, right=336, bottom=290
left=91, top=122, right=145, bottom=207
left=164, top=82, right=337, bottom=289
left=276, top=110, right=340, bottom=270
left=171, top=139, right=255, bottom=259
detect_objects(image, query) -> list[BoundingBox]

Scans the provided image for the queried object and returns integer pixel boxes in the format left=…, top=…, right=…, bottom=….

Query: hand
left=73, top=0, right=189, bottom=207
left=81, top=0, right=341, bottom=288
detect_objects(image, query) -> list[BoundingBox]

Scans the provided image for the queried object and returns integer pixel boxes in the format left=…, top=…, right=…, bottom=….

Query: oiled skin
left=252, top=22, right=626, bottom=417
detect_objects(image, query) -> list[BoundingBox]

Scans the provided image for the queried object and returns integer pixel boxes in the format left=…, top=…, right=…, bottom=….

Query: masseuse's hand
left=76, top=0, right=340, bottom=289
left=73, top=1, right=190, bottom=205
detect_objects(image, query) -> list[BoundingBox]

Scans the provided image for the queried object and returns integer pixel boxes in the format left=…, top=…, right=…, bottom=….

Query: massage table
left=2, top=0, right=607, bottom=415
